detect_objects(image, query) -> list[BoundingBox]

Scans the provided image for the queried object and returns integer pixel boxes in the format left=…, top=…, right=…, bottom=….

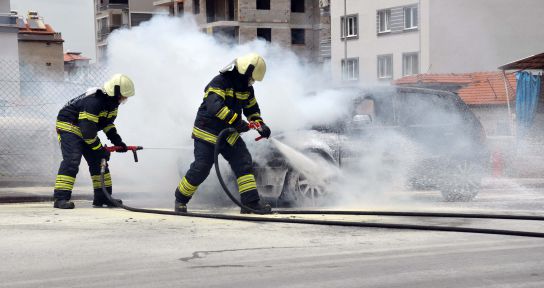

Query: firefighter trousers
left=175, top=138, right=260, bottom=205
left=53, top=131, right=113, bottom=201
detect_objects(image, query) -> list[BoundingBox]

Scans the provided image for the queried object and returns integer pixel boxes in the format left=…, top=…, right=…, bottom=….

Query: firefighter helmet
left=103, top=74, right=135, bottom=97
left=235, top=53, right=266, bottom=81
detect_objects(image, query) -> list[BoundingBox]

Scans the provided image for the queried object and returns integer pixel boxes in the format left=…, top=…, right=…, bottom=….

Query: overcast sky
left=11, top=0, right=96, bottom=61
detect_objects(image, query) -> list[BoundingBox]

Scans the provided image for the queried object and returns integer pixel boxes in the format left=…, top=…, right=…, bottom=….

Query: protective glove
left=258, top=123, right=271, bottom=138
left=116, top=142, right=128, bottom=153
left=235, top=120, right=250, bottom=133
left=100, top=147, right=111, bottom=161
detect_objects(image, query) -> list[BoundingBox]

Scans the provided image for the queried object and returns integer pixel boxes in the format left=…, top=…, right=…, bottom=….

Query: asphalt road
left=1, top=185, right=544, bottom=288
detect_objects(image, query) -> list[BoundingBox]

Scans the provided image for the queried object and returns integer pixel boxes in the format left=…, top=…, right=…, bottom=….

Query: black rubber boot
left=53, top=199, right=75, bottom=209
left=175, top=201, right=187, bottom=213
left=92, top=198, right=122, bottom=208
left=240, top=200, right=272, bottom=214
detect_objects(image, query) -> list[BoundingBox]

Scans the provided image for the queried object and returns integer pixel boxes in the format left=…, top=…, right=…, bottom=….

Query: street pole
left=343, top=0, right=347, bottom=81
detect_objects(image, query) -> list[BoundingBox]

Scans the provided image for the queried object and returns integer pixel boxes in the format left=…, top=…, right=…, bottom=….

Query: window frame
left=340, top=14, right=358, bottom=39
left=256, top=0, right=271, bottom=10
left=377, top=9, right=391, bottom=34
left=404, top=6, right=418, bottom=30
left=291, top=0, right=305, bottom=13
left=402, top=52, right=419, bottom=76
left=341, top=57, right=359, bottom=81
left=291, top=28, right=305, bottom=45
left=257, top=28, right=272, bottom=42
left=377, top=54, right=393, bottom=80
left=193, top=0, right=200, bottom=14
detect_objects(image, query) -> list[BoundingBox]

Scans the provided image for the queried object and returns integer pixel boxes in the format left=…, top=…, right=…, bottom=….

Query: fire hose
left=98, top=125, right=544, bottom=238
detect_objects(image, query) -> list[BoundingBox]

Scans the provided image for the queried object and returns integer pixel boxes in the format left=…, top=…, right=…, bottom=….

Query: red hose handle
left=105, top=146, right=143, bottom=162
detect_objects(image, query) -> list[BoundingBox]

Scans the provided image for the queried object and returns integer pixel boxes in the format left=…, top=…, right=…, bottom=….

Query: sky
left=11, top=0, right=96, bottom=61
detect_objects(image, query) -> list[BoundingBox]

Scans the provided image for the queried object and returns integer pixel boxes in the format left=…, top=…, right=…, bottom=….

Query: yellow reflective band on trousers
left=56, top=121, right=82, bottom=137
left=192, top=127, right=240, bottom=146
left=237, top=174, right=257, bottom=194
left=216, top=107, right=230, bottom=120
left=245, top=97, right=257, bottom=108
left=103, top=124, right=116, bottom=133
left=78, top=111, right=99, bottom=123
left=177, top=177, right=198, bottom=197
left=54, top=175, right=76, bottom=191
left=91, top=174, right=112, bottom=189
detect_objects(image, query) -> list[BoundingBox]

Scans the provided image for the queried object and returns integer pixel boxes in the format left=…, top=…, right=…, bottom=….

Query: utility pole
left=343, top=0, right=347, bottom=81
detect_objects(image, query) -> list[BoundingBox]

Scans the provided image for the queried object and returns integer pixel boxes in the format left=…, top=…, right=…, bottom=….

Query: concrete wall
left=129, top=0, right=157, bottom=12
left=330, top=0, right=421, bottom=84
left=18, top=41, right=64, bottom=77
left=428, top=0, right=544, bottom=73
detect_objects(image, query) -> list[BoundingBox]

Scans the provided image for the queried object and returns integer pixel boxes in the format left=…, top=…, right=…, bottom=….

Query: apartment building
left=0, top=0, right=18, bottom=60
left=94, top=0, right=157, bottom=62
left=155, top=0, right=328, bottom=61
left=331, top=0, right=544, bottom=84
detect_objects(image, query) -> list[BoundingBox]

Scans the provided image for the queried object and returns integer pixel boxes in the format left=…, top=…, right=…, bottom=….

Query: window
left=403, top=53, right=419, bottom=76
left=377, top=9, right=391, bottom=33
left=193, top=0, right=200, bottom=14
left=131, top=13, right=152, bottom=26
left=341, top=14, right=358, bottom=38
left=257, top=28, right=271, bottom=42
left=257, top=0, right=270, bottom=10
left=291, top=29, right=305, bottom=45
left=377, top=54, right=393, bottom=79
left=291, top=0, right=305, bottom=13
left=341, top=58, right=359, bottom=81
left=404, top=6, right=418, bottom=29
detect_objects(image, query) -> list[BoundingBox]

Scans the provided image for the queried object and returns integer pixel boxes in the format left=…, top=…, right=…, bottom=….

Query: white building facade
left=330, top=0, right=544, bottom=84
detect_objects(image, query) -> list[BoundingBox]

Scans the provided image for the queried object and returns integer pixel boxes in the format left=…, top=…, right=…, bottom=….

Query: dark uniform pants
left=175, top=138, right=260, bottom=205
left=53, top=131, right=112, bottom=201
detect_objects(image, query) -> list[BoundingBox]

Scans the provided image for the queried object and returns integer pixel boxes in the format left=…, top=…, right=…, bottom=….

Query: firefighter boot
left=175, top=201, right=188, bottom=213
left=53, top=199, right=75, bottom=209
left=240, top=200, right=272, bottom=214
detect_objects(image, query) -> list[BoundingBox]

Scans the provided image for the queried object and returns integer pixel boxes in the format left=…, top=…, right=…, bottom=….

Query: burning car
left=251, top=86, right=490, bottom=206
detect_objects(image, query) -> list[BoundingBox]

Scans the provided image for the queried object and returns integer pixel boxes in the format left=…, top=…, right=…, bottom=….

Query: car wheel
left=280, top=169, right=329, bottom=207
left=438, top=160, right=483, bottom=202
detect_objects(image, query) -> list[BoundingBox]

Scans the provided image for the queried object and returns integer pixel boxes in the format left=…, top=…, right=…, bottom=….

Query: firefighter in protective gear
left=174, top=53, right=272, bottom=214
left=53, top=74, right=135, bottom=209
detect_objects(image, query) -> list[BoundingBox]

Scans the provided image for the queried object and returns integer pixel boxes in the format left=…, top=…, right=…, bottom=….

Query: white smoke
left=103, top=15, right=351, bottom=207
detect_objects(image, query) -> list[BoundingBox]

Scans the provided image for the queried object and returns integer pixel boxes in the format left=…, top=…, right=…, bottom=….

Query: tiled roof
left=64, top=53, right=90, bottom=62
left=394, top=72, right=517, bottom=105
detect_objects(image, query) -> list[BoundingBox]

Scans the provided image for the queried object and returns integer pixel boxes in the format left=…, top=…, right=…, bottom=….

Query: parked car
left=250, top=86, right=490, bottom=206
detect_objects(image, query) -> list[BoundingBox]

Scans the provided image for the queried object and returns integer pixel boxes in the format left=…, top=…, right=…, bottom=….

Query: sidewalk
left=0, top=186, right=92, bottom=203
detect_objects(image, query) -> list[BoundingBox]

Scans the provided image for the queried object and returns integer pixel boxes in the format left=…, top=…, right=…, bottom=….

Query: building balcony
left=96, top=0, right=129, bottom=12
left=97, top=25, right=127, bottom=42
left=0, top=13, right=17, bottom=27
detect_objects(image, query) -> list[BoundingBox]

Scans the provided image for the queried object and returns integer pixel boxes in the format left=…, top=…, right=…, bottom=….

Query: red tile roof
left=64, top=53, right=90, bottom=62
left=394, top=72, right=517, bottom=105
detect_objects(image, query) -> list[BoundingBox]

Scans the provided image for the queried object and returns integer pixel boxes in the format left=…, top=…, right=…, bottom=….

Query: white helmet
left=235, top=53, right=266, bottom=81
left=103, top=74, right=135, bottom=97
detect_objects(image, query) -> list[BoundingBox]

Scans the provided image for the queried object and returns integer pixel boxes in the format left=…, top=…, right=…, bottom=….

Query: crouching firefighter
left=175, top=53, right=272, bottom=214
left=53, top=74, right=135, bottom=209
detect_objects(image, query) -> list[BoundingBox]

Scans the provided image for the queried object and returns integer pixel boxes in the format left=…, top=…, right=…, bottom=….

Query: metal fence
left=0, top=60, right=109, bottom=185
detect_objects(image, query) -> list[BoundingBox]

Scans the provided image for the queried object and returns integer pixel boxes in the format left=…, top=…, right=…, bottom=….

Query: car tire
left=438, top=160, right=484, bottom=202
left=279, top=169, right=328, bottom=207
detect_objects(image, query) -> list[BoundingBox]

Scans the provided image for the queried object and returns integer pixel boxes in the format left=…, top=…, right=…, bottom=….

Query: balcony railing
left=0, top=14, right=17, bottom=26
left=97, top=25, right=127, bottom=42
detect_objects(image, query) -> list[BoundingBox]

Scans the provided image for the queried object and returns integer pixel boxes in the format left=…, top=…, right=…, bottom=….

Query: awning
left=499, top=52, right=544, bottom=70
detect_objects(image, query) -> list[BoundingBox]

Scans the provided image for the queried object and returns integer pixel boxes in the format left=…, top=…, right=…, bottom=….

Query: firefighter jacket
left=56, top=88, right=123, bottom=151
left=192, top=71, right=264, bottom=145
